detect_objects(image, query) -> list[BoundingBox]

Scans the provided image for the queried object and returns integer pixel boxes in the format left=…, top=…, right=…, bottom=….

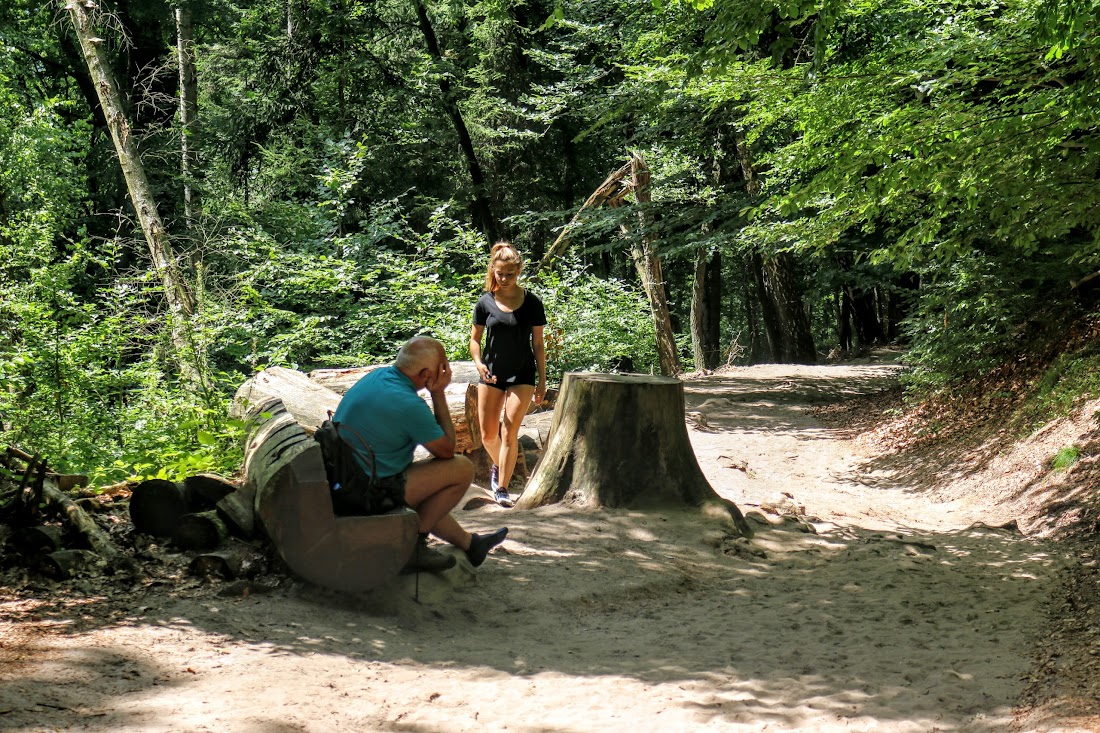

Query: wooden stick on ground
left=41, top=478, right=133, bottom=574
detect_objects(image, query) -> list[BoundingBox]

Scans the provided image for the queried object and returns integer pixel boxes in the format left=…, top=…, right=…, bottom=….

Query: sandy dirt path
left=0, top=360, right=1081, bottom=733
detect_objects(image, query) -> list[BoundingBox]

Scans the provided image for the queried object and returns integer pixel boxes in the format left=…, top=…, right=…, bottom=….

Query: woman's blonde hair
left=483, top=242, right=523, bottom=292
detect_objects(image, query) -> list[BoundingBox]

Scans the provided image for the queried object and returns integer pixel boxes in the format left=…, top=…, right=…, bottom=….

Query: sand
left=0, top=357, right=1092, bottom=733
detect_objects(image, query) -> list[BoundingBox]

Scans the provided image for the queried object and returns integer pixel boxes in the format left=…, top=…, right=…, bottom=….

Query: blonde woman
left=469, top=243, right=547, bottom=506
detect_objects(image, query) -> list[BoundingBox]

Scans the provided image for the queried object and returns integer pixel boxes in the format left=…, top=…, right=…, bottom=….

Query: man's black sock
left=466, top=527, right=508, bottom=567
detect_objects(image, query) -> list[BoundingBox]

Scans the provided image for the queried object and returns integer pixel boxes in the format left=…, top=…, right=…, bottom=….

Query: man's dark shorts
left=331, top=471, right=407, bottom=517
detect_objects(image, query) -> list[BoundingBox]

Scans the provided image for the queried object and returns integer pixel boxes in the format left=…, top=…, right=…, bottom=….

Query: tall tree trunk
left=690, top=248, right=722, bottom=370
left=838, top=289, right=853, bottom=351
left=848, top=285, right=884, bottom=347
left=66, top=0, right=202, bottom=387
left=411, top=0, right=500, bottom=244
left=691, top=126, right=732, bottom=371
left=175, top=3, right=199, bottom=227
left=761, top=253, right=817, bottom=363
left=624, top=154, right=681, bottom=377
left=740, top=256, right=766, bottom=364
left=736, top=130, right=816, bottom=364
left=750, top=251, right=781, bottom=360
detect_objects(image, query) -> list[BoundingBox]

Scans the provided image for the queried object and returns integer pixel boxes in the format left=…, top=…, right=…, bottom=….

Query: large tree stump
left=514, top=372, right=751, bottom=535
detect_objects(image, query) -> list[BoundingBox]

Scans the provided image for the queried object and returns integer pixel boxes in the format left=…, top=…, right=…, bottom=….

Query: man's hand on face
left=426, top=358, right=452, bottom=394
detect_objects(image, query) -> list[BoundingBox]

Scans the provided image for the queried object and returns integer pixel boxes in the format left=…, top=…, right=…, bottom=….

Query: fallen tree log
left=41, top=548, right=99, bottom=580
left=240, top=397, right=419, bottom=593
left=216, top=488, right=256, bottom=539
left=183, top=473, right=236, bottom=509
left=514, top=372, right=752, bottom=536
left=310, top=363, right=482, bottom=453
left=128, top=478, right=190, bottom=538
left=172, top=510, right=229, bottom=551
left=188, top=548, right=244, bottom=579
left=42, top=478, right=133, bottom=572
left=231, top=366, right=341, bottom=433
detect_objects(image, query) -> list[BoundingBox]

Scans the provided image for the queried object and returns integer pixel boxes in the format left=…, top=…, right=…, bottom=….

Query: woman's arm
left=470, top=323, right=493, bottom=382
left=532, top=325, right=547, bottom=405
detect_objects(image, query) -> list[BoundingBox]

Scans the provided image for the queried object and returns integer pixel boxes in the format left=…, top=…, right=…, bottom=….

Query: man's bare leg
left=405, top=456, right=474, bottom=546
left=404, top=455, right=508, bottom=566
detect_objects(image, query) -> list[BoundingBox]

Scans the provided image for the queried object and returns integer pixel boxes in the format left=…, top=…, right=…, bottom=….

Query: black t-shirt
left=473, top=290, right=546, bottom=385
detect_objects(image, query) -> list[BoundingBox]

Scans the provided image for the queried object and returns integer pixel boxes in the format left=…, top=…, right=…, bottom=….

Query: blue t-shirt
left=331, top=366, right=444, bottom=478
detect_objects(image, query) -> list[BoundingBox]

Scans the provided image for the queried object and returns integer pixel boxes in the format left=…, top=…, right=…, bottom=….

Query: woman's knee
left=479, top=421, right=500, bottom=443
left=499, top=420, right=523, bottom=443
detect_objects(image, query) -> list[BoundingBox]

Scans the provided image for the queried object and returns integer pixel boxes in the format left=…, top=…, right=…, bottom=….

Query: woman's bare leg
left=497, top=385, right=535, bottom=490
left=477, top=383, right=507, bottom=470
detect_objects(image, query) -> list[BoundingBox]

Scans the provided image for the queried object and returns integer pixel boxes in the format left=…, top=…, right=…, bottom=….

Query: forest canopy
left=1, top=0, right=1097, bottom=483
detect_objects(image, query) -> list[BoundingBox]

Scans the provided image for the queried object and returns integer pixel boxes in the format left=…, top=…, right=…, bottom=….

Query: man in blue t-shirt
left=332, top=336, right=508, bottom=572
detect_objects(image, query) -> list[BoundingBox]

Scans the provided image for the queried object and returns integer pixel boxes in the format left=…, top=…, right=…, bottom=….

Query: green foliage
left=1032, top=349, right=1100, bottom=416
left=1051, top=446, right=1080, bottom=471
left=900, top=251, right=1062, bottom=385
left=533, top=262, right=660, bottom=376
left=5, top=0, right=1100, bottom=486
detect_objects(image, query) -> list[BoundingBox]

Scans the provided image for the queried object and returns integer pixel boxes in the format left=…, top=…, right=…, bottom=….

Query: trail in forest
left=0, top=357, right=1084, bottom=733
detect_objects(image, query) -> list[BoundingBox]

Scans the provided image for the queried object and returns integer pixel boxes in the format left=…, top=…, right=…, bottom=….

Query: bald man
left=331, top=336, right=508, bottom=572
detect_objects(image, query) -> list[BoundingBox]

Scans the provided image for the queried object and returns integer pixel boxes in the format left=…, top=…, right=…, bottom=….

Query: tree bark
left=65, top=1, right=201, bottom=387
left=175, top=3, right=199, bottom=226
left=411, top=0, right=499, bottom=244
left=231, top=366, right=342, bottom=433
left=183, top=473, right=237, bottom=509
left=173, top=510, right=229, bottom=551
left=690, top=247, right=722, bottom=370
left=241, top=398, right=419, bottom=593
left=514, top=372, right=751, bottom=536
left=736, top=130, right=815, bottom=364
left=215, top=489, right=257, bottom=539
left=189, top=548, right=244, bottom=579
left=848, top=285, right=884, bottom=347
left=760, top=252, right=817, bottom=363
left=42, top=479, right=129, bottom=571
left=623, top=154, right=681, bottom=377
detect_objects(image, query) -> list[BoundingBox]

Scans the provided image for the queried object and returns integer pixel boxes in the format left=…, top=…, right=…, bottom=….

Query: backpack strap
left=331, top=420, right=377, bottom=485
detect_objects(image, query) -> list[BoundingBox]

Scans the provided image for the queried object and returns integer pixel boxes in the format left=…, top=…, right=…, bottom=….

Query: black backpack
left=314, top=419, right=405, bottom=516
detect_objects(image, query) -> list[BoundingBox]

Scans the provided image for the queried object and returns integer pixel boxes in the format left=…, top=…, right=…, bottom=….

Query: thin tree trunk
left=691, top=127, right=729, bottom=371
left=66, top=0, right=201, bottom=386
left=624, top=154, right=680, bottom=377
left=690, top=247, right=722, bottom=371
left=839, top=289, right=853, bottom=351
left=175, top=3, right=199, bottom=226
left=411, top=0, right=499, bottom=244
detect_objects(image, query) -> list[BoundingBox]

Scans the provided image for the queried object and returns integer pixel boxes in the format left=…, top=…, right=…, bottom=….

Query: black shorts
left=330, top=471, right=407, bottom=516
left=481, top=364, right=537, bottom=391
left=481, top=356, right=538, bottom=391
